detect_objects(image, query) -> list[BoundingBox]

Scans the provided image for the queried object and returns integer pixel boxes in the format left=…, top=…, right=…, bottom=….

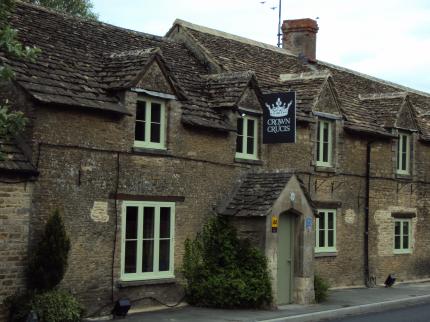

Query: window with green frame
left=315, top=209, right=336, bottom=252
left=134, top=97, right=166, bottom=149
left=394, top=218, right=411, bottom=253
left=121, top=201, right=175, bottom=281
left=236, top=114, right=258, bottom=160
left=316, top=119, right=333, bottom=167
left=396, top=132, right=411, bottom=175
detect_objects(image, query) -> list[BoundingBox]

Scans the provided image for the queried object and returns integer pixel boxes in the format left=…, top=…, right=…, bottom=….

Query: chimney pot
left=282, top=18, right=319, bottom=62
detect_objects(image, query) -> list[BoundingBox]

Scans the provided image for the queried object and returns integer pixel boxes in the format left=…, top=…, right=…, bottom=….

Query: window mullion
left=153, top=206, right=160, bottom=273
left=136, top=206, right=143, bottom=275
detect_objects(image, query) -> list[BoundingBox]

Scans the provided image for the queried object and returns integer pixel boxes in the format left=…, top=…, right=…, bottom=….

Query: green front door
left=277, top=214, right=294, bottom=305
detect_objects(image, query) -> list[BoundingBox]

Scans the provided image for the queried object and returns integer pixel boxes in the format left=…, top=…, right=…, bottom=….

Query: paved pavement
left=89, top=281, right=430, bottom=322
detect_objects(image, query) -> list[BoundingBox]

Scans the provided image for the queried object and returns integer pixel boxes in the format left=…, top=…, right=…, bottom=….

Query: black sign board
left=262, top=92, right=296, bottom=144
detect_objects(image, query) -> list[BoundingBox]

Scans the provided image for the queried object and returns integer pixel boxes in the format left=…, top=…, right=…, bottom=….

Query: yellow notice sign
left=272, top=216, right=278, bottom=233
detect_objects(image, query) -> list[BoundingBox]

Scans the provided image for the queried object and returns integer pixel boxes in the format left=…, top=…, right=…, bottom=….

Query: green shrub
left=183, top=216, right=272, bottom=308
left=31, top=289, right=83, bottom=322
left=314, top=275, right=330, bottom=303
left=5, top=290, right=83, bottom=322
left=27, top=210, right=71, bottom=291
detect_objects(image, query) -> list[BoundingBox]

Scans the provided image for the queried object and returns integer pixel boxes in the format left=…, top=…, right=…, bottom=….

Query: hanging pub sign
left=262, top=92, right=296, bottom=144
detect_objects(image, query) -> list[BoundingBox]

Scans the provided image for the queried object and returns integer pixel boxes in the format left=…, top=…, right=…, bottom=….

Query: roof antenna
left=276, top=0, right=282, bottom=47
left=259, top=0, right=283, bottom=47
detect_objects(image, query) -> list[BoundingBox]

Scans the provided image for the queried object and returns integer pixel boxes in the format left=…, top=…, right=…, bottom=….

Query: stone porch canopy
left=217, top=172, right=316, bottom=217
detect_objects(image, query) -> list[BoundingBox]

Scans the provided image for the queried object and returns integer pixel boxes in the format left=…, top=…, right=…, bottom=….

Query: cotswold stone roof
left=218, top=172, right=314, bottom=217
left=169, top=20, right=430, bottom=140
left=3, top=3, right=430, bottom=137
left=2, top=3, right=235, bottom=130
left=0, top=140, right=37, bottom=175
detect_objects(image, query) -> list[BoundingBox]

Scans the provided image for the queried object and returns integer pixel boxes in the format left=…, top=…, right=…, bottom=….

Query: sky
left=91, top=0, right=430, bottom=93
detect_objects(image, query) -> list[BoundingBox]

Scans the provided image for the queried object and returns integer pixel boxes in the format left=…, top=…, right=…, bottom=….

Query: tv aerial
left=259, top=0, right=283, bottom=47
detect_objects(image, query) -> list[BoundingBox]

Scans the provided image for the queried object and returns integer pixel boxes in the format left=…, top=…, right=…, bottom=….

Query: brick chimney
left=282, top=18, right=319, bottom=62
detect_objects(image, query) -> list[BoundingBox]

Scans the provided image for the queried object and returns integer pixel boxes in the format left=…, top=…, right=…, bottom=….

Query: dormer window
left=396, top=132, right=411, bottom=175
left=134, top=97, right=166, bottom=149
left=236, top=114, right=258, bottom=160
left=316, top=119, right=333, bottom=167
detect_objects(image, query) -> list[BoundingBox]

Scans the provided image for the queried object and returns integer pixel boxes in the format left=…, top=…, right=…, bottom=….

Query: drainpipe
left=364, top=140, right=375, bottom=287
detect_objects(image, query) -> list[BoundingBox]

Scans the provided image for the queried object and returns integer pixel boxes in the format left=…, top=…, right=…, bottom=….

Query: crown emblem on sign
left=265, top=98, right=292, bottom=117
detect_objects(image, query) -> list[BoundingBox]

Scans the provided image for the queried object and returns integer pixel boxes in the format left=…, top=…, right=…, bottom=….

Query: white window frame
left=315, top=209, right=337, bottom=253
left=235, top=114, right=259, bottom=160
left=134, top=97, right=166, bottom=150
left=396, top=132, right=411, bottom=175
left=121, top=201, right=175, bottom=281
left=316, top=119, right=333, bottom=167
left=394, top=218, right=412, bottom=254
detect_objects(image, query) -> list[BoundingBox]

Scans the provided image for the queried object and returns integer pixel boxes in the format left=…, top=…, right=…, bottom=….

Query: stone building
left=1, top=2, right=430, bottom=317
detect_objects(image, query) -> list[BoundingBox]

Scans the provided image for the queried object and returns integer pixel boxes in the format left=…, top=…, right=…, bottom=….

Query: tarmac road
left=331, top=302, right=430, bottom=322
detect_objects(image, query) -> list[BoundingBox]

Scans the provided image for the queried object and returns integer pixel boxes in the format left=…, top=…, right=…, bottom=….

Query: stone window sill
left=117, top=278, right=176, bottom=288
left=234, top=158, right=263, bottom=166
left=132, top=147, right=172, bottom=157
left=315, top=166, right=336, bottom=173
left=315, top=252, right=337, bottom=258
left=395, top=173, right=412, bottom=181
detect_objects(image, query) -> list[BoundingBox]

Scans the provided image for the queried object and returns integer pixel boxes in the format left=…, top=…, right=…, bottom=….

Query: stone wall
left=0, top=181, right=33, bottom=320
left=10, top=81, right=430, bottom=314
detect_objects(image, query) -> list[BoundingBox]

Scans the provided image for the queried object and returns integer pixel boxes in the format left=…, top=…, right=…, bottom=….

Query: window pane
left=135, top=121, right=146, bottom=141
left=136, top=101, right=146, bottom=121
left=403, top=222, right=409, bottom=236
left=395, top=221, right=401, bottom=235
left=397, top=139, right=400, bottom=170
left=247, top=137, right=254, bottom=155
left=150, top=123, right=161, bottom=143
left=328, top=230, right=334, bottom=247
left=395, top=235, right=401, bottom=249
left=159, top=240, right=170, bottom=271
left=323, top=142, right=328, bottom=163
left=319, top=229, right=325, bottom=247
left=142, top=240, right=154, bottom=272
left=403, top=236, right=409, bottom=249
left=125, top=207, right=138, bottom=239
left=160, top=207, right=171, bottom=238
left=236, top=135, right=243, bottom=153
left=143, top=207, right=155, bottom=238
left=125, top=241, right=137, bottom=273
left=247, top=119, right=255, bottom=137
left=237, top=118, right=243, bottom=135
left=328, top=212, right=334, bottom=229
left=151, top=103, right=161, bottom=123
left=402, top=152, right=407, bottom=171
left=323, top=122, right=329, bottom=143
left=236, top=118, right=244, bottom=153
